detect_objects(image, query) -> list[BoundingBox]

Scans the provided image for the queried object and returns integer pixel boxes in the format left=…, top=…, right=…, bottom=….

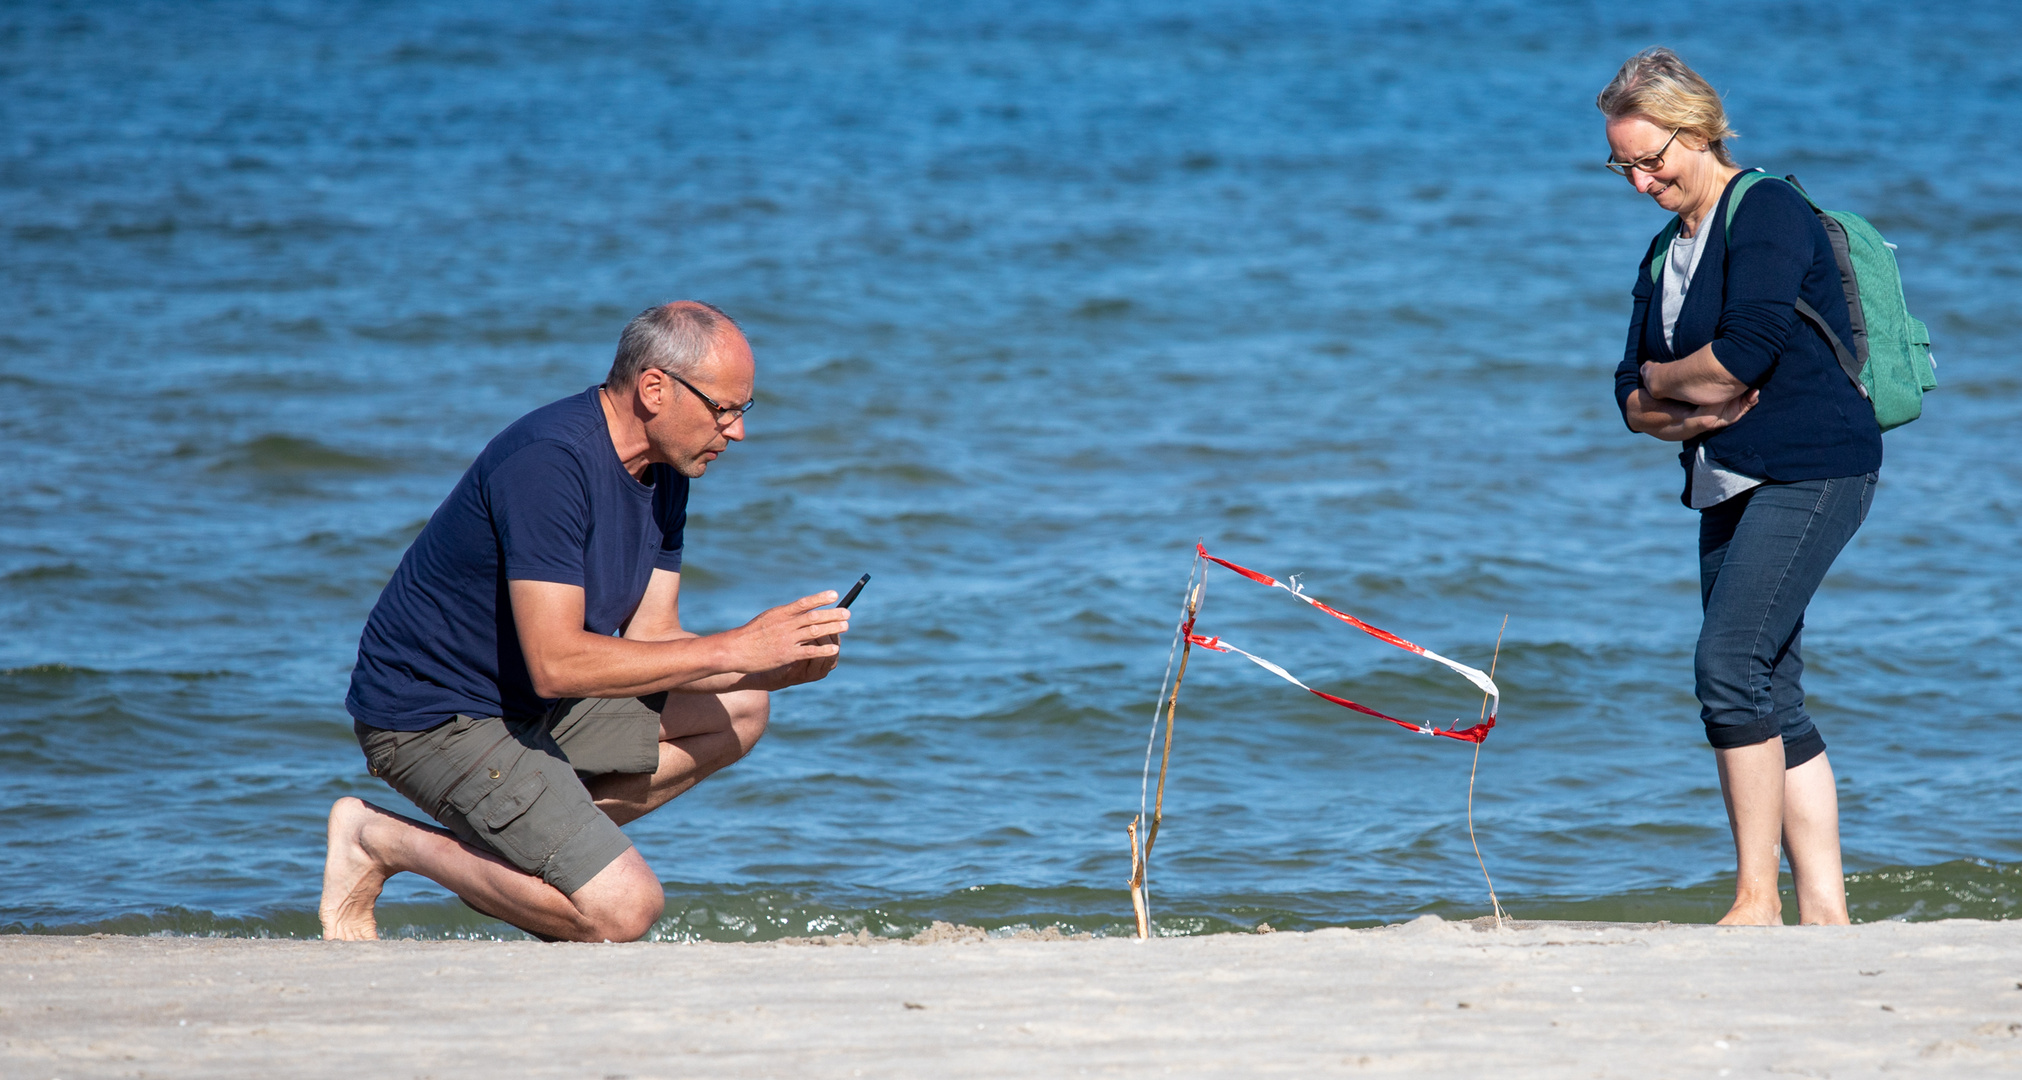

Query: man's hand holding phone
left=733, top=575, right=868, bottom=691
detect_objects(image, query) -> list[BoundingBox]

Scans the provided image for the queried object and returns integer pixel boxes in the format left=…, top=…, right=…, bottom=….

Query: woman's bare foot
left=1716, top=894, right=1784, bottom=926
left=320, top=797, right=394, bottom=940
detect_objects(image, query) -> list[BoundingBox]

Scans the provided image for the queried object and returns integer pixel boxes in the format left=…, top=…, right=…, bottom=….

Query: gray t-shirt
left=1663, top=226, right=1762, bottom=509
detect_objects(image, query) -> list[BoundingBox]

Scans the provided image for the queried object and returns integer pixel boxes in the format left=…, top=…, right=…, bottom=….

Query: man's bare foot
left=320, top=797, right=394, bottom=940
left=1716, top=896, right=1784, bottom=926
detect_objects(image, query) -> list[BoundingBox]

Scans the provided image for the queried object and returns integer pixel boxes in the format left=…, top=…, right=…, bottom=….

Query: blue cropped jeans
left=1696, top=473, right=1877, bottom=769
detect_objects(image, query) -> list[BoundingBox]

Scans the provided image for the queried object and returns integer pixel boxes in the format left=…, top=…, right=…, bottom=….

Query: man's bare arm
left=511, top=578, right=847, bottom=699
left=622, top=569, right=694, bottom=643
left=617, top=568, right=835, bottom=694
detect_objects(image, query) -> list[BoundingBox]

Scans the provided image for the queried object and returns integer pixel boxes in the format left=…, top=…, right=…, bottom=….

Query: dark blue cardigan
left=1615, top=172, right=1882, bottom=506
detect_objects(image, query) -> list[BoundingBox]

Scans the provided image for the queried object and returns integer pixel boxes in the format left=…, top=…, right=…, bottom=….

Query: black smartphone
left=837, top=574, right=870, bottom=610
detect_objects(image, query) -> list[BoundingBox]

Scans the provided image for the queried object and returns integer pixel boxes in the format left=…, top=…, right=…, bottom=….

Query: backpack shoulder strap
left=1795, top=297, right=1865, bottom=395
left=1721, top=168, right=1774, bottom=242
left=1722, top=170, right=1829, bottom=236
left=1646, top=217, right=1682, bottom=284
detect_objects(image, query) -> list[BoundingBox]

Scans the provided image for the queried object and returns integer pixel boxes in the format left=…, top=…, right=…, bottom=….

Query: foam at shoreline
left=5, top=858, right=2012, bottom=941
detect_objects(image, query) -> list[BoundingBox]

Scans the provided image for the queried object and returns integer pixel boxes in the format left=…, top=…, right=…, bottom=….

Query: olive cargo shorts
left=354, top=694, right=667, bottom=895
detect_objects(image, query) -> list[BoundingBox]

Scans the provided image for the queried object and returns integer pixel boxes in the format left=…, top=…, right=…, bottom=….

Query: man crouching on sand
left=322, top=302, right=848, bottom=942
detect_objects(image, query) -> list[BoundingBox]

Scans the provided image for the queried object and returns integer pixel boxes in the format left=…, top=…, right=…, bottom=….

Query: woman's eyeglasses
left=1604, top=128, right=1682, bottom=177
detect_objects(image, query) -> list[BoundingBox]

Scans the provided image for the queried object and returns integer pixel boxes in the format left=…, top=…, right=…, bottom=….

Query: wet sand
left=6, top=916, right=2019, bottom=1078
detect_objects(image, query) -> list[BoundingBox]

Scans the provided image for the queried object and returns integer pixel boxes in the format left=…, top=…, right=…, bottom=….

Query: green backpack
left=1650, top=171, right=1937, bottom=431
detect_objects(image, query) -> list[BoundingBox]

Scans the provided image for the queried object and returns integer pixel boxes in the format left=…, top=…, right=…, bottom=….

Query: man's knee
left=583, top=889, right=664, bottom=942
left=569, top=850, right=666, bottom=942
left=725, top=689, right=769, bottom=755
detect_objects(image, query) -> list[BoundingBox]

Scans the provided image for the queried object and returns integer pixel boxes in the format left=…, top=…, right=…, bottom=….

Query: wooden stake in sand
left=1129, top=566, right=1204, bottom=940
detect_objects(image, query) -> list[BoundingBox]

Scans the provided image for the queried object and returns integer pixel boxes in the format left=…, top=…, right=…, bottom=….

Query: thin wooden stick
left=1466, top=615, right=1510, bottom=928
left=1144, top=579, right=1201, bottom=865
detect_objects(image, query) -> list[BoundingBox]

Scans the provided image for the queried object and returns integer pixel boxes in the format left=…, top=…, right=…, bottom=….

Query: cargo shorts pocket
left=444, top=762, right=554, bottom=873
left=476, top=771, right=552, bottom=866
left=359, top=732, right=398, bottom=779
left=454, top=747, right=613, bottom=883
left=354, top=719, right=414, bottom=781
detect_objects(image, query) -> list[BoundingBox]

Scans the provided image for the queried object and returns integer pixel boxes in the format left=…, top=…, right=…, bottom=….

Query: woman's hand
left=1626, top=387, right=1759, bottom=442
left=1700, top=389, right=1760, bottom=428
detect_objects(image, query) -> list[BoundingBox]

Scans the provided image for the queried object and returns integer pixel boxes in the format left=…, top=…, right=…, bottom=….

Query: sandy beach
left=6, top=916, right=2019, bottom=1078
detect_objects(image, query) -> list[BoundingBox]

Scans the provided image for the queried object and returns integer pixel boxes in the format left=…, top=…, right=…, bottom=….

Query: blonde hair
left=1596, top=47, right=1738, bottom=167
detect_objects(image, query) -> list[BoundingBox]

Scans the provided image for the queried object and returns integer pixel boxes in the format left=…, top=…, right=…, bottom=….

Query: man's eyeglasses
left=1604, top=128, right=1681, bottom=177
left=664, top=370, right=755, bottom=426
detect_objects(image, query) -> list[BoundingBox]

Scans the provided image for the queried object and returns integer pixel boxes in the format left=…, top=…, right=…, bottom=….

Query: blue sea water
left=3, top=0, right=2019, bottom=939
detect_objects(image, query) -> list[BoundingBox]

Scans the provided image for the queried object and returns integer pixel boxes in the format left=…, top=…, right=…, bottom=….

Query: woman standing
left=1598, top=49, right=1880, bottom=925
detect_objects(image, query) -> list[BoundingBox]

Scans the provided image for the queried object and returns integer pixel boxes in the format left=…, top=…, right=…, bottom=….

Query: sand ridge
left=5, top=916, right=2020, bottom=1077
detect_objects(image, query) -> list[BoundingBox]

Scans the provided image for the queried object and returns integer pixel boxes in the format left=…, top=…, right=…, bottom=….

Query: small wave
left=14, top=215, right=372, bottom=244
left=296, top=518, right=429, bottom=554
left=1072, top=298, right=1137, bottom=320
left=384, top=43, right=503, bottom=67
left=206, top=434, right=401, bottom=475
left=105, top=218, right=177, bottom=239
left=1844, top=860, right=2022, bottom=922
left=2, top=563, right=87, bottom=584
left=1, top=906, right=323, bottom=939
left=0, top=663, right=240, bottom=682
left=771, top=463, right=963, bottom=490
left=0, top=663, right=111, bottom=680
left=6, top=862, right=2012, bottom=941
left=349, top=305, right=620, bottom=346
left=1386, top=304, right=1444, bottom=328
left=0, top=885, right=1142, bottom=943
left=1477, top=859, right=2020, bottom=926
left=270, top=316, right=333, bottom=340
left=803, top=356, right=876, bottom=381
left=963, top=690, right=1123, bottom=731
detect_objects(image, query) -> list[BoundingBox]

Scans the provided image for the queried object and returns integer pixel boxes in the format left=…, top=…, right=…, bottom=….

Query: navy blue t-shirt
left=346, top=386, right=689, bottom=731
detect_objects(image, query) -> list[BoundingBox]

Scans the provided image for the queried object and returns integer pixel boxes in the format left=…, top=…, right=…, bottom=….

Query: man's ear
left=635, top=368, right=668, bottom=416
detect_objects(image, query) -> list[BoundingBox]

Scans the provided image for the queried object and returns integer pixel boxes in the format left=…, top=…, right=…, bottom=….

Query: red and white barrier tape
left=1191, top=543, right=1499, bottom=743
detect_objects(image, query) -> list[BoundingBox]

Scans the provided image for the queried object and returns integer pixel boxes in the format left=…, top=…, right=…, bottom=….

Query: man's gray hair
left=605, top=301, right=740, bottom=388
